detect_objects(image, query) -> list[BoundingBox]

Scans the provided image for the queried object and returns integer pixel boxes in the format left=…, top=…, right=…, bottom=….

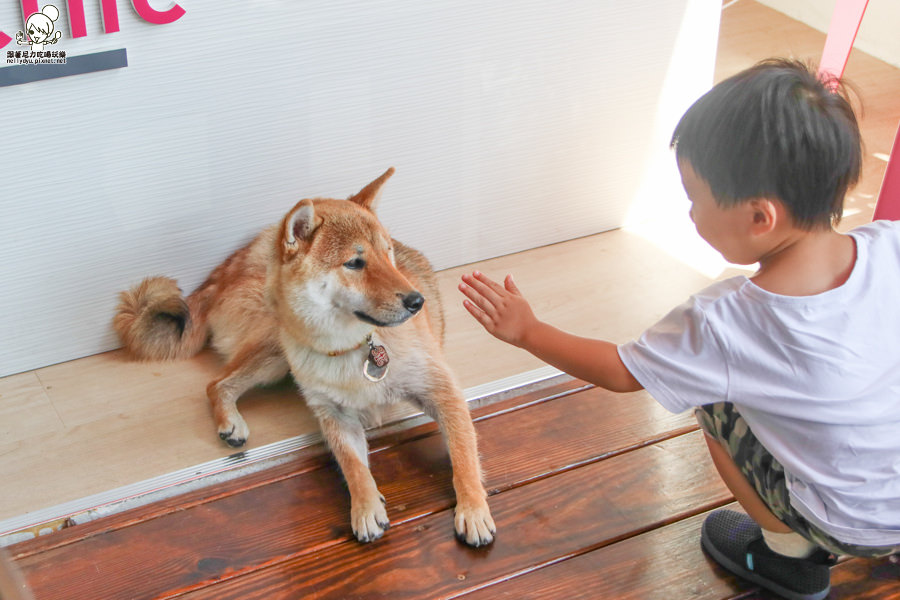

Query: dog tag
left=363, top=337, right=390, bottom=382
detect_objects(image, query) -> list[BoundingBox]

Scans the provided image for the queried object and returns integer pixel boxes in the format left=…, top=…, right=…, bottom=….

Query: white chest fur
left=280, top=332, right=430, bottom=417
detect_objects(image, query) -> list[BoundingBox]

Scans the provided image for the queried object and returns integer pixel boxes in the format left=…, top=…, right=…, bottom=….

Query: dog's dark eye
left=344, top=257, right=366, bottom=270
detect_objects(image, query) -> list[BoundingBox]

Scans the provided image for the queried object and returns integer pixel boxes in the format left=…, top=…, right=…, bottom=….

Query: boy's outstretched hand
left=459, top=271, right=537, bottom=348
left=458, top=270, right=643, bottom=393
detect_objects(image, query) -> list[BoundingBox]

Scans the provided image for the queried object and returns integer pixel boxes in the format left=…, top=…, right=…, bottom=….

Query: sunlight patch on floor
left=625, top=215, right=753, bottom=280
left=620, top=0, right=752, bottom=281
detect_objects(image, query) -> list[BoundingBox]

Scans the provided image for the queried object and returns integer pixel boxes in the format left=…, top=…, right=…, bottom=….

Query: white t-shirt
left=619, top=220, right=900, bottom=547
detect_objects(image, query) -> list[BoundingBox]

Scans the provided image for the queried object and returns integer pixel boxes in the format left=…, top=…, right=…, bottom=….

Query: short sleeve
left=618, top=297, right=729, bottom=414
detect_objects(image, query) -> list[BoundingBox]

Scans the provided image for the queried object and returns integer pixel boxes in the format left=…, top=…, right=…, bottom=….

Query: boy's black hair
left=670, top=58, right=862, bottom=230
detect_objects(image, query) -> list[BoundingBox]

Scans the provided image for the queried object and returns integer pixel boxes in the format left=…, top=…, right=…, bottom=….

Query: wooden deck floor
left=7, top=379, right=899, bottom=599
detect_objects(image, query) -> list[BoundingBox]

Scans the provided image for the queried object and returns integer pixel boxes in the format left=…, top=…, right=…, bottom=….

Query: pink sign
left=1, top=0, right=185, bottom=48
left=132, top=0, right=185, bottom=25
left=102, top=0, right=119, bottom=33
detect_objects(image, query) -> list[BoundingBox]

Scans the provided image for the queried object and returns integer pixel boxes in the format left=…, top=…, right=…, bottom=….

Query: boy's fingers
left=458, top=281, right=497, bottom=317
left=462, top=298, right=482, bottom=318
left=462, top=299, right=494, bottom=330
left=504, top=274, right=521, bottom=295
left=473, top=271, right=509, bottom=296
left=462, top=272, right=504, bottom=305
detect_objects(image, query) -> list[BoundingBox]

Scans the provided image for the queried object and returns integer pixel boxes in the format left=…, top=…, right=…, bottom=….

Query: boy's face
left=678, top=161, right=760, bottom=266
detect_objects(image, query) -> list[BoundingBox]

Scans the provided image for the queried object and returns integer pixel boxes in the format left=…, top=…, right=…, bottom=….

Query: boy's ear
left=748, top=198, right=780, bottom=235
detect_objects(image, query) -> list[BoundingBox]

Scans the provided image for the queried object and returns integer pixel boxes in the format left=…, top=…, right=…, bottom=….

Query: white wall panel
left=0, top=0, right=720, bottom=376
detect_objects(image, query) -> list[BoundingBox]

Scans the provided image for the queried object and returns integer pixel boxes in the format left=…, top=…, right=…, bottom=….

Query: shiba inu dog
left=114, top=169, right=495, bottom=546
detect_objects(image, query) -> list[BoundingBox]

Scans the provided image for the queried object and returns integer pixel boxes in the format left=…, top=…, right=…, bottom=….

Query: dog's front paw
left=454, top=500, right=496, bottom=547
left=351, top=493, right=390, bottom=543
left=218, top=416, right=250, bottom=448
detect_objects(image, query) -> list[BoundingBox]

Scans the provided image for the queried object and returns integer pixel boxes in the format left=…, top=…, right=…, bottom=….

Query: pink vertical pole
left=873, top=126, right=900, bottom=221
left=818, top=0, right=869, bottom=81
left=817, top=0, right=899, bottom=222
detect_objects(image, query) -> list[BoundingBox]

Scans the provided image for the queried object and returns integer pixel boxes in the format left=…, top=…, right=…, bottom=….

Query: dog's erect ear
left=348, top=167, right=395, bottom=211
left=281, top=198, right=321, bottom=259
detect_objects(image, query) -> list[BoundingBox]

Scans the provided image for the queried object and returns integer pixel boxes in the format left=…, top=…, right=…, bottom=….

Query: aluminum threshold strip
left=1, top=366, right=566, bottom=547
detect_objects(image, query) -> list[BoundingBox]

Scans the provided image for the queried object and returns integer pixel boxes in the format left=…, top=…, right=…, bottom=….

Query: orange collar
left=325, top=334, right=372, bottom=357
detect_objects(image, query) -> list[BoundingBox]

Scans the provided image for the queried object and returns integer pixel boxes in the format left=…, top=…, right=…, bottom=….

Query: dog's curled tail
left=113, top=276, right=208, bottom=360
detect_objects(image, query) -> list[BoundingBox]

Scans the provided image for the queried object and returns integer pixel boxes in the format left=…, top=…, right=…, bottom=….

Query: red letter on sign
left=22, top=1, right=118, bottom=38
left=11, top=0, right=40, bottom=47
left=21, top=0, right=39, bottom=27
left=132, top=0, right=185, bottom=25
left=102, top=0, right=120, bottom=33
left=66, top=0, right=88, bottom=38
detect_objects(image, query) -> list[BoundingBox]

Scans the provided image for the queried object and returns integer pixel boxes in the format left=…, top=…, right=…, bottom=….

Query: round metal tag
left=363, top=359, right=389, bottom=382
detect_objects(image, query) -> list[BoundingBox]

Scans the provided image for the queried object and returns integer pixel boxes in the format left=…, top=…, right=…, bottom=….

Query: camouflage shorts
left=696, top=402, right=899, bottom=558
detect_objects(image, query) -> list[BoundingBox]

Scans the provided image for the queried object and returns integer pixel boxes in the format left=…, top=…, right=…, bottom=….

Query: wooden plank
left=9, top=379, right=586, bottom=559
left=461, top=507, right=749, bottom=600
left=819, top=555, right=900, bottom=600
left=455, top=506, right=900, bottom=600
left=728, top=556, right=900, bottom=600
left=13, top=386, right=697, bottom=600
left=176, top=432, right=730, bottom=600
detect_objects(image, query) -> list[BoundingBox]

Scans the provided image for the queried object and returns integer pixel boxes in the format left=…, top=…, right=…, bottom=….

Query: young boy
left=459, top=59, right=900, bottom=600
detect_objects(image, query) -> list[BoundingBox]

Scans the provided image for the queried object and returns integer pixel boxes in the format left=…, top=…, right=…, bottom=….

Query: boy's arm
left=459, top=271, right=643, bottom=393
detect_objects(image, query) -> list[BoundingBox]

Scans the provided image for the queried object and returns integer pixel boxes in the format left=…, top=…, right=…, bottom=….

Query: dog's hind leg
left=311, top=404, right=389, bottom=543
left=207, top=342, right=289, bottom=447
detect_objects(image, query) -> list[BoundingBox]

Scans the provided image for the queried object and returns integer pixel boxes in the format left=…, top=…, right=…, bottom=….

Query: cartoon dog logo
left=16, top=5, right=63, bottom=52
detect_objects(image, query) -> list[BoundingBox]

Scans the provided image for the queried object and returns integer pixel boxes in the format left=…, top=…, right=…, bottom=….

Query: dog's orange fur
left=114, top=169, right=495, bottom=546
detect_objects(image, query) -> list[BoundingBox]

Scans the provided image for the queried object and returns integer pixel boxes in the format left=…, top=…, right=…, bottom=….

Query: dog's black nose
left=403, top=292, right=425, bottom=314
